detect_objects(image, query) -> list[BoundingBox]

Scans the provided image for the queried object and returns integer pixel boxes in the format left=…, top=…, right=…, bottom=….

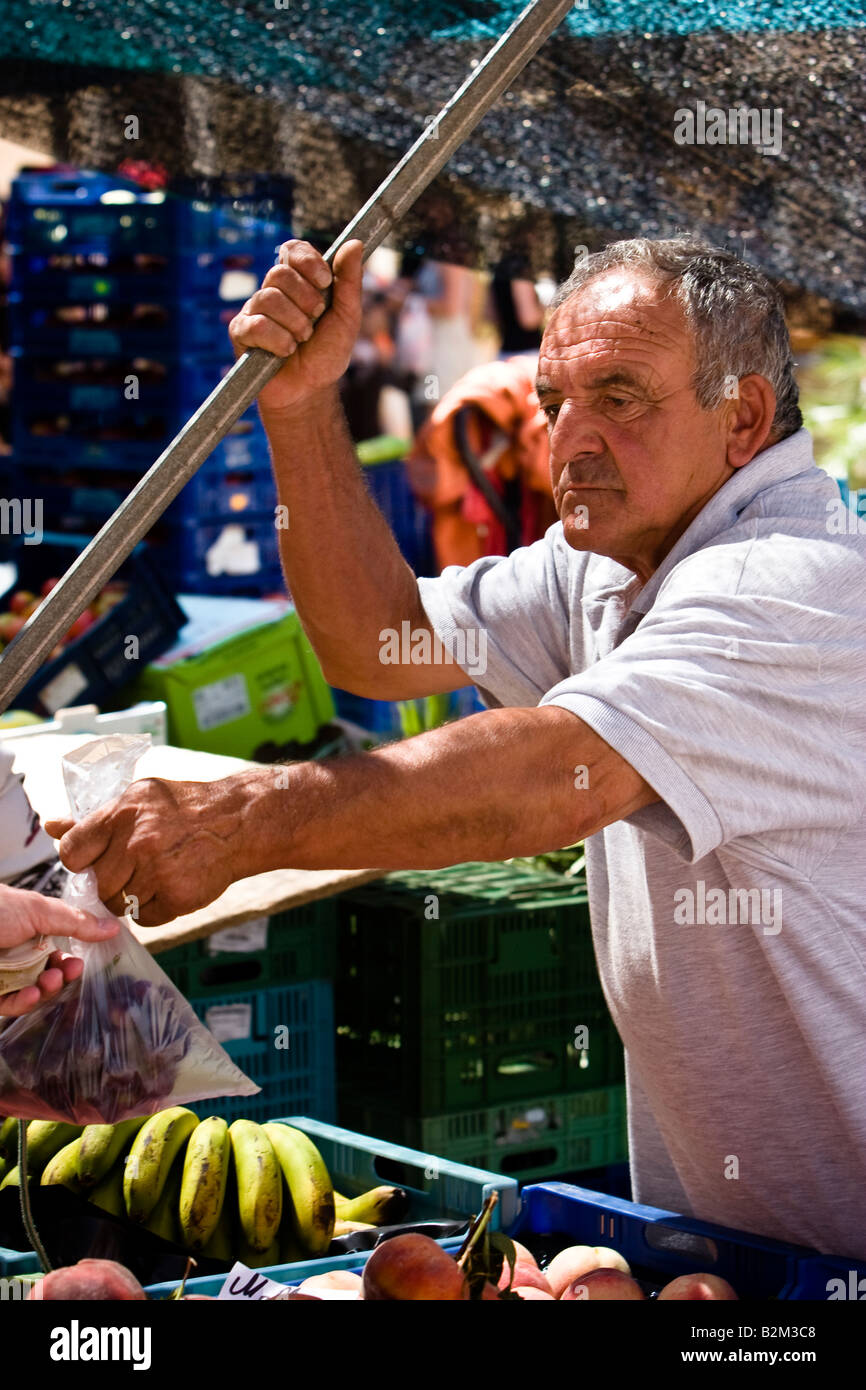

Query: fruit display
left=2, top=1111, right=409, bottom=1271
left=0, top=578, right=127, bottom=655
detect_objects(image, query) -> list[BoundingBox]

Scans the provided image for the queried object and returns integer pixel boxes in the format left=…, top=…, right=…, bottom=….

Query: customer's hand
left=228, top=238, right=363, bottom=415
left=0, top=883, right=118, bottom=1018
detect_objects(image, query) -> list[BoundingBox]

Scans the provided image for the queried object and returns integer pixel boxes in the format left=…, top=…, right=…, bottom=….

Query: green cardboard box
left=132, top=604, right=335, bottom=758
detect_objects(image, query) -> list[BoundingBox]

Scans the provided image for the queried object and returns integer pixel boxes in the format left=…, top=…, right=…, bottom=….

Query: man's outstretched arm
left=45, top=707, right=658, bottom=925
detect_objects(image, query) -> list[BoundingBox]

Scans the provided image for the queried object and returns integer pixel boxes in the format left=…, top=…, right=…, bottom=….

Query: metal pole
left=0, top=0, right=574, bottom=712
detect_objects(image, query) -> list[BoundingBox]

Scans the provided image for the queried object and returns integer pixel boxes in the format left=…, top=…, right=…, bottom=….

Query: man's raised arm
left=229, top=239, right=470, bottom=699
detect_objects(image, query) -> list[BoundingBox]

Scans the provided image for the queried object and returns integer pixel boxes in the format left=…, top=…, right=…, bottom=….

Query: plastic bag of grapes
left=0, top=734, right=260, bottom=1122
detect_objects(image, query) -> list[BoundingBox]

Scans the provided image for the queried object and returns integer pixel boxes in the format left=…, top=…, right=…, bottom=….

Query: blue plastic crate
left=26, top=458, right=275, bottom=530
left=10, top=352, right=263, bottom=467
left=6, top=169, right=286, bottom=294
left=188, top=983, right=336, bottom=1127
left=509, top=1182, right=866, bottom=1301
left=0, top=532, right=186, bottom=717
left=143, top=1112, right=518, bottom=1297
left=8, top=292, right=248, bottom=359
left=143, top=1236, right=466, bottom=1299
left=362, top=458, right=434, bottom=575
left=332, top=686, right=488, bottom=740
left=0, top=1245, right=41, bottom=1277
left=156, top=511, right=284, bottom=596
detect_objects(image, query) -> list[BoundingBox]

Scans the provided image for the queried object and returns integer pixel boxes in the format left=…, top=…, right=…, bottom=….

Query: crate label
left=38, top=662, right=89, bottom=715
left=204, top=1002, right=252, bottom=1042
left=207, top=918, right=269, bottom=955
left=192, top=673, right=250, bottom=731
left=217, top=1264, right=286, bottom=1301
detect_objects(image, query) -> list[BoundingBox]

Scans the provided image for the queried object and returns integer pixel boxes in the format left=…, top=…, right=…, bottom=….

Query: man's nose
left=550, top=399, right=606, bottom=458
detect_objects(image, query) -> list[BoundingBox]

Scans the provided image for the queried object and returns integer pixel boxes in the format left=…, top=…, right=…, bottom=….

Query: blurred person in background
left=489, top=249, right=545, bottom=359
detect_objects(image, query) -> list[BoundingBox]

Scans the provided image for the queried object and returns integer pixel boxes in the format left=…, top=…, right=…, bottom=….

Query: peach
left=657, top=1273, right=738, bottom=1301
left=29, top=1258, right=147, bottom=1301
left=561, top=1268, right=645, bottom=1301
left=515, top=1286, right=556, bottom=1300
left=545, top=1244, right=631, bottom=1298
left=298, top=1270, right=363, bottom=1294
left=498, top=1259, right=554, bottom=1295
left=362, top=1234, right=469, bottom=1301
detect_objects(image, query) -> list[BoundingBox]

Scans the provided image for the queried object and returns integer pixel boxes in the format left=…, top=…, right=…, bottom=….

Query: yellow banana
left=179, top=1116, right=231, bottom=1252
left=335, top=1185, right=410, bottom=1226
left=200, top=1194, right=235, bottom=1263
left=77, top=1117, right=148, bottom=1187
left=25, top=1122, right=82, bottom=1175
left=228, top=1120, right=282, bottom=1254
left=0, top=1117, right=19, bottom=1163
left=262, top=1122, right=335, bottom=1256
left=334, top=1218, right=376, bottom=1235
left=87, top=1161, right=126, bottom=1218
left=144, top=1154, right=184, bottom=1245
left=124, top=1107, right=199, bottom=1224
left=40, top=1138, right=84, bottom=1193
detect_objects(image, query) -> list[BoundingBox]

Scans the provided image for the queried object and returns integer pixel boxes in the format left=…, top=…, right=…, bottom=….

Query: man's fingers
left=261, top=262, right=328, bottom=320
left=43, top=817, right=74, bottom=839
left=49, top=816, right=113, bottom=873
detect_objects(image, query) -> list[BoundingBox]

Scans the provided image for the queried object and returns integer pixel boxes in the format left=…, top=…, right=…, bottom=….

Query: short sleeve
left=539, top=579, right=866, bottom=864
left=417, top=525, right=585, bottom=707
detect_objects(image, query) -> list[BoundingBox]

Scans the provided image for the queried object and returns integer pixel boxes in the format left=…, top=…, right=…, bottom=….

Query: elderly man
left=47, top=237, right=866, bottom=1259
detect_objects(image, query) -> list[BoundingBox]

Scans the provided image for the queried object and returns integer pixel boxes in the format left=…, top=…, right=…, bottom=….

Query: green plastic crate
left=151, top=896, right=339, bottom=997
left=335, top=861, right=624, bottom=1118
left=342, top=1086, right=628, bottom=1185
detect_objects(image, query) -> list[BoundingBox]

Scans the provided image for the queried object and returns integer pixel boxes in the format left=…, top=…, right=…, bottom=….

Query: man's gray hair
left=551, top=237, right=802, bottom=442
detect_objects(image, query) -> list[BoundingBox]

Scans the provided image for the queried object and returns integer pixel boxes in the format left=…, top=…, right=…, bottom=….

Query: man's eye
left=543, top=403, right=561, bottom=421
left=604, top=396, right=629, bottom=409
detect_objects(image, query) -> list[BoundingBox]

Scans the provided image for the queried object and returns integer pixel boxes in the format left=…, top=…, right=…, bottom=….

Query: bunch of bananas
left=0, top=1110, right=408, bottom=1268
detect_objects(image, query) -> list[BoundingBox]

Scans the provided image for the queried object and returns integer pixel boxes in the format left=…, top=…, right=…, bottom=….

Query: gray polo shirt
left=418, top=427, right=866, bottom=1259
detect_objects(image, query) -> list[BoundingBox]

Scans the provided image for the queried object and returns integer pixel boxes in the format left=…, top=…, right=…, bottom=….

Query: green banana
left=335, top=1185, right=410, bottom=1226
left=262, top=1122, right=335, bottom=1256
left=24, top=1122, right=82, bottom=1175
left=40, top=1138, right=84, bottom=1193
left=0, top=1154, right=7, bottom=1185
left=0, top=1165, right=21, bottom=1190
left=124, top=1107, right=199, bottom=1224
left=143, top=1154, right=184, bottom=1245
left=237, top=1234, right=281, bottom=1269
left=200, top=1193, right=235, bottom=1263
left=87, top=1161, right=126, bottom=1218
left=0, top=1117, right=19, bottom=1164
left=77, top=1117, right=148, bottom=1187
left=179, top=1115, right=231, bottom=1252
left=228, top=1120, right=282, bottom=1254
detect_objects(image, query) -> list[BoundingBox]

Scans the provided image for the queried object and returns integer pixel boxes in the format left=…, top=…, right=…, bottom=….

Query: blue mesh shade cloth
left=0, top=1, right=863, bottom=307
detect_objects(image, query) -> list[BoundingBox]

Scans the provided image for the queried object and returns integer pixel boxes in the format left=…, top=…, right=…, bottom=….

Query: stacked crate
left=333, top=860, right=628, bottom=1184
left=6, top=167, right=292, bottom=594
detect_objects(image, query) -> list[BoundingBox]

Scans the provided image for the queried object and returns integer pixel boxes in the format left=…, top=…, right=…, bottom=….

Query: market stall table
left=6, top=732, right=384, bottom=953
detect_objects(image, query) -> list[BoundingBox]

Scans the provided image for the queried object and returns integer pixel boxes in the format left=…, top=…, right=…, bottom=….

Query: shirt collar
left=626, top=427, right=817, bottom=616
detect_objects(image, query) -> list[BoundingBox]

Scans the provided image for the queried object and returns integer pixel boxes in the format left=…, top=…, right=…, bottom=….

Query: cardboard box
left=132, top=599, right=335, bottom=758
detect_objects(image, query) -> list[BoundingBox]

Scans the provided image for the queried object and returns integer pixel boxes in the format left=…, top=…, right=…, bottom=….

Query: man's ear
left=724, top=374, right=777, bottom=468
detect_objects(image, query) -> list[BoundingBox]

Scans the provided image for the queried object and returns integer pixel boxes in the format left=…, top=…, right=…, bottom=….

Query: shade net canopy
left=0, top=1, right=864, bottom=314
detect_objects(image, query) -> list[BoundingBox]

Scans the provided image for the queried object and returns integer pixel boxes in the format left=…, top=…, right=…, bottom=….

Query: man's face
left=537, top=269, right=738, bottom=580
